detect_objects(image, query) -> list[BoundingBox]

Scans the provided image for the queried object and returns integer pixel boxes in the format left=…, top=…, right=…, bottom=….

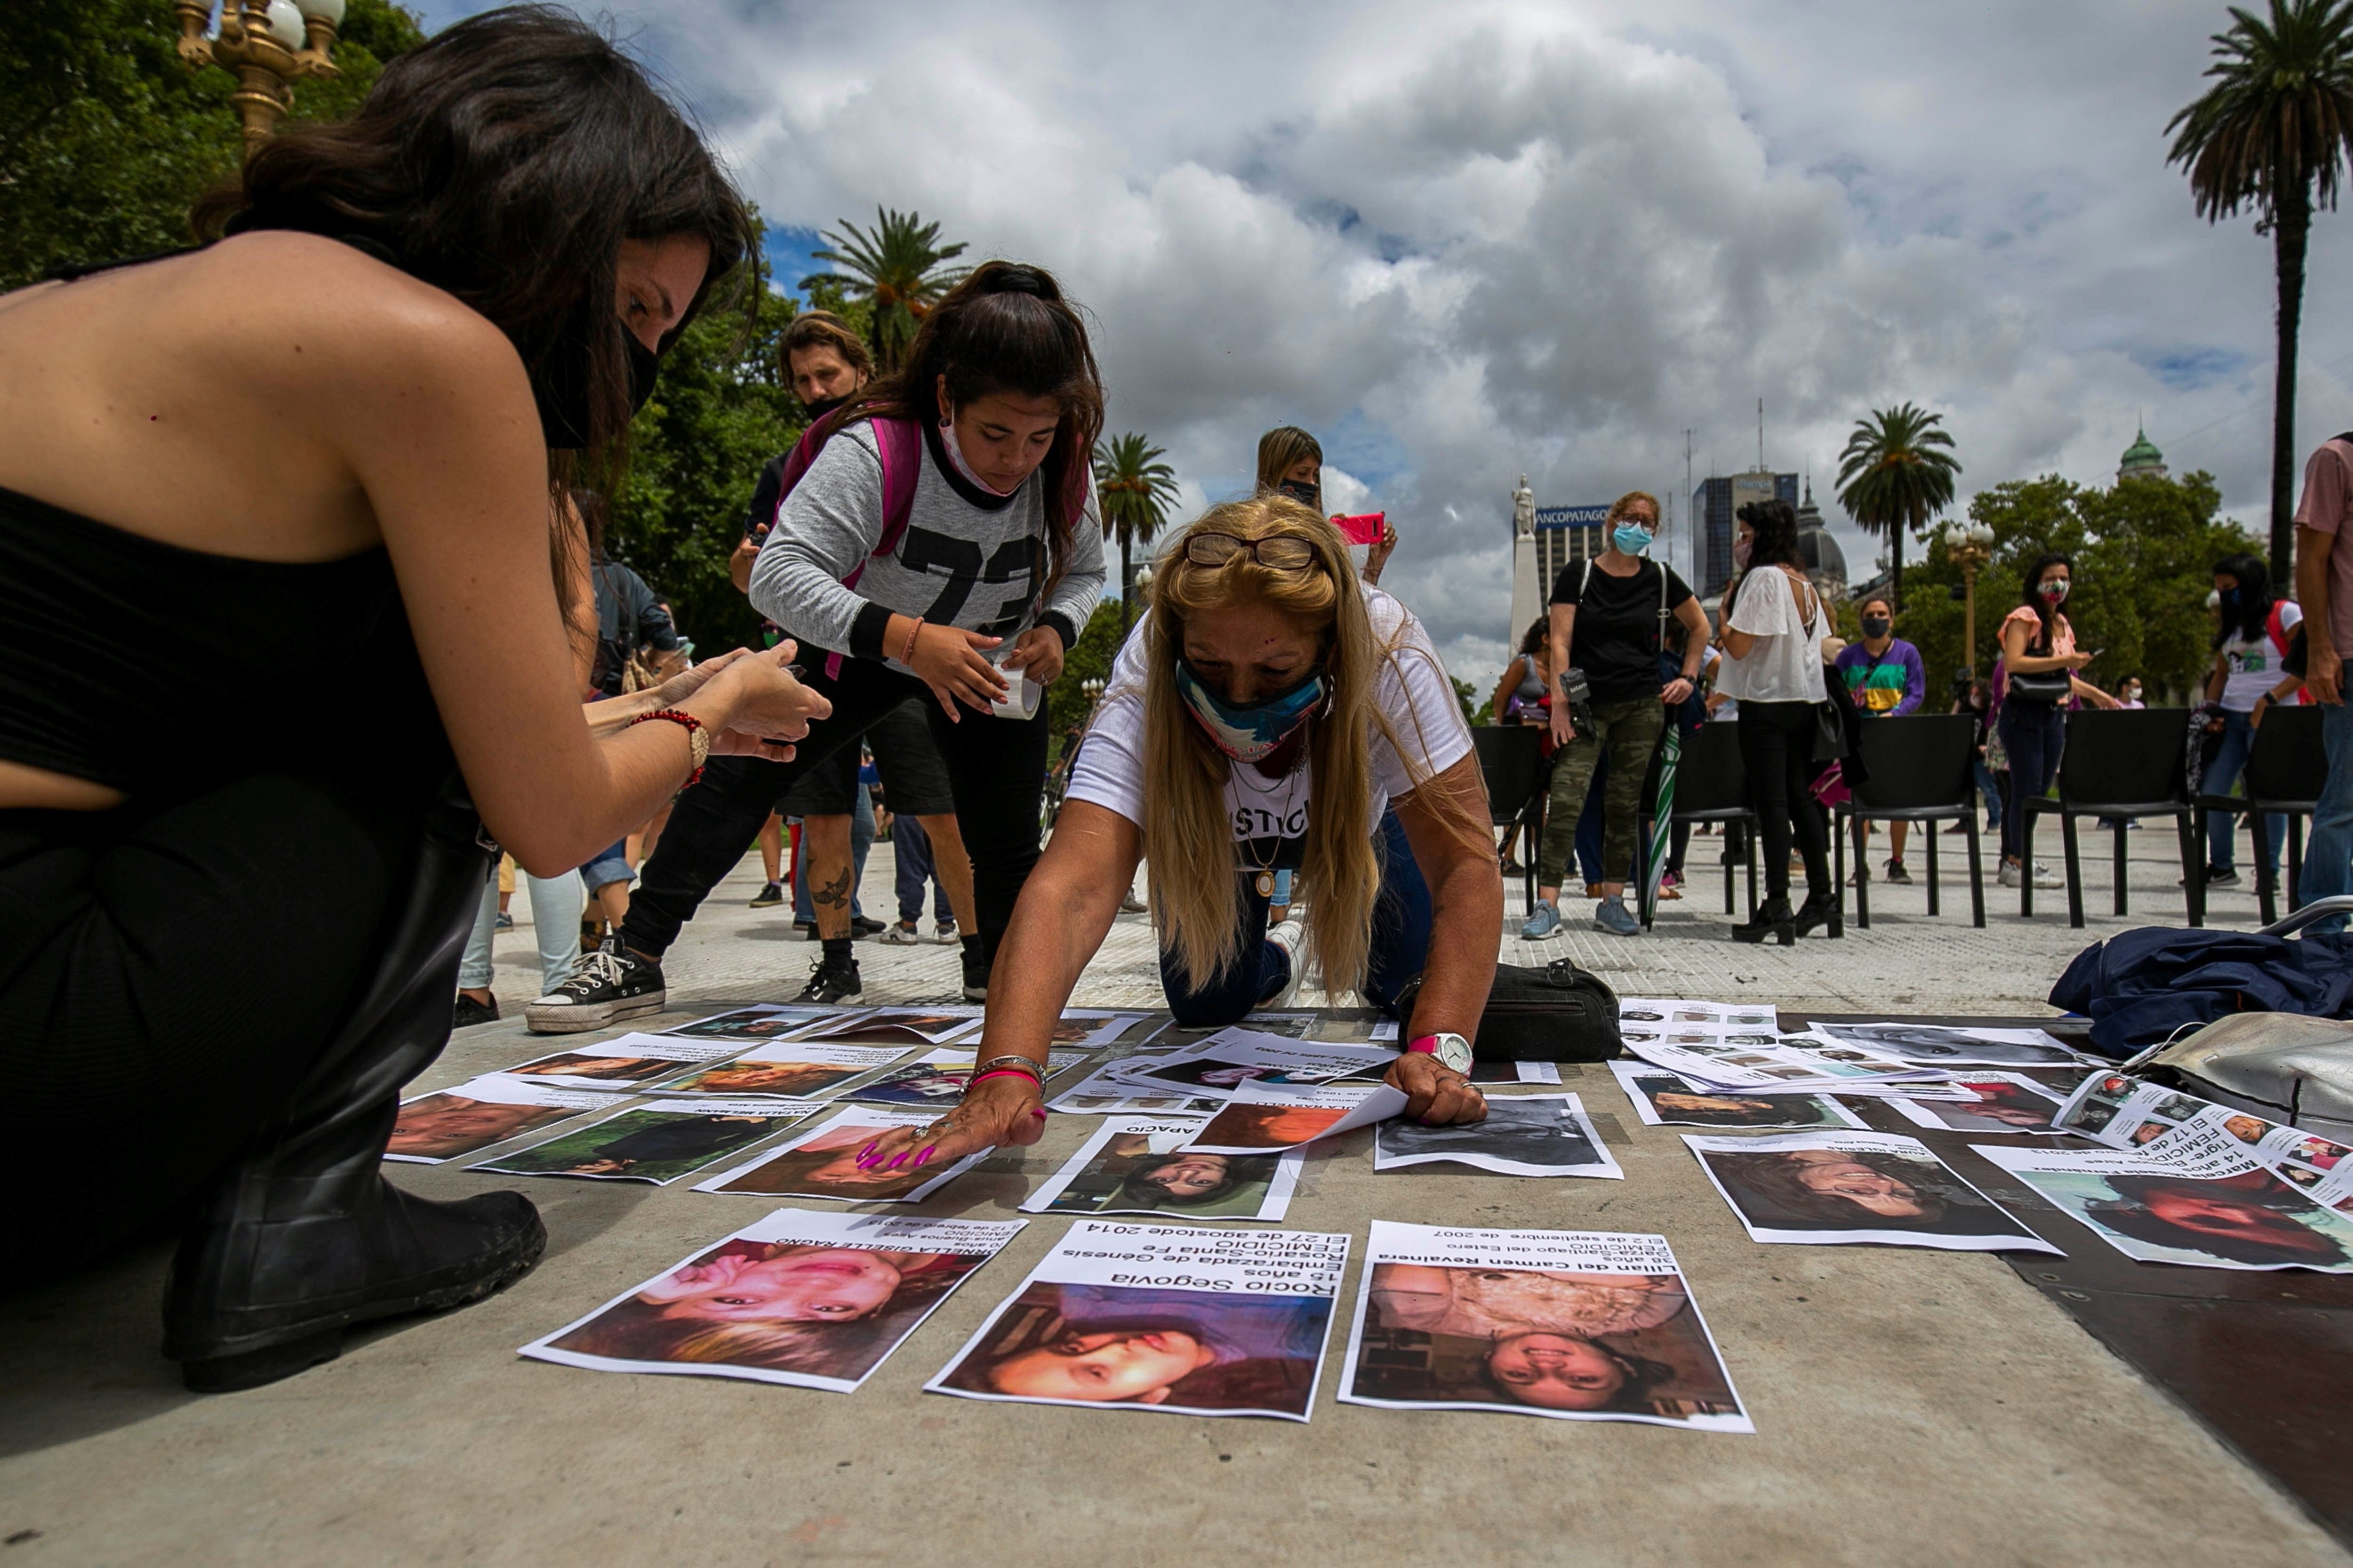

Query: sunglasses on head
left=1184, top=532, right=1318, bottom=570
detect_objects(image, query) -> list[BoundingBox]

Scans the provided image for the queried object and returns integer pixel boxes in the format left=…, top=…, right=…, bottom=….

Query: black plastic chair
left=1473, top=726, right=1546, bottom=912
left=1832, top=715, right=1985, bottom=929
left=2017, top=707, right=2201, bottom=928
left=2193, top=703, right=2326, bottom=928
left=1642, top=720, right=1758, bottom=924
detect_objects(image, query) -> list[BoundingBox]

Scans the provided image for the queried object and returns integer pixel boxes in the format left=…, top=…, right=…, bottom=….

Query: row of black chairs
left=1472, top=704, right=2328, bottom=931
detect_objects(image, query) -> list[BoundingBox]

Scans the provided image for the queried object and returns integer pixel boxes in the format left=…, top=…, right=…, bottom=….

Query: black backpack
left=1393, top=959, right=1622, bottom=1063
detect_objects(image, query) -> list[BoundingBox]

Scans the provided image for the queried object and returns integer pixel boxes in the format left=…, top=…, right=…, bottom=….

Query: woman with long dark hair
left=1714, top=499, right=1830, bottom=943
left=1995, top=553, right=2117, bottom=887
left=0, top=8, right=825, bottom=1389
left=2199, top=551, right=2301, bottom=886
left=531, top=260, right=1109, bottom=1027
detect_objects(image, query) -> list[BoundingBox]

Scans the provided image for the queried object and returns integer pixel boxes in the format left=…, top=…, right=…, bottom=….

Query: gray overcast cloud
left=426, top=0, right=2353, bottom=686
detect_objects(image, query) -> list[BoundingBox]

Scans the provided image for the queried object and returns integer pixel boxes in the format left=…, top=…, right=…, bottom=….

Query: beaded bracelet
left=629, top=708, right=708, bottom=787
left=900, top=616, right=925, bottom=665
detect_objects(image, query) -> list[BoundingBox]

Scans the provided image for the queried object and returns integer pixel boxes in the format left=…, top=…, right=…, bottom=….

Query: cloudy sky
left=421, top=0, right=2353, bottom=687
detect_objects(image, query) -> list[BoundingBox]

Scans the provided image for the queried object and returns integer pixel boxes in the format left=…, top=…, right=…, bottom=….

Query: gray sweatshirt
left=748, top=418, right=1105, bottom=664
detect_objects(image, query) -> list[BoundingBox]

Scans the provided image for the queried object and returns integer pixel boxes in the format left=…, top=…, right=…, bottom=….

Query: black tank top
left=0, top=484, right=451, bottom=807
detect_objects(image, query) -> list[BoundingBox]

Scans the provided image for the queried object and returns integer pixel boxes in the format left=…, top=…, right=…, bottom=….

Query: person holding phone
left=1996, top=554, right=2118, bottom=888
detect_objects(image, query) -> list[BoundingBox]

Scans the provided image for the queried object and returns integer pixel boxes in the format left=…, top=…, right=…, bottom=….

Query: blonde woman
left=855, top=497, right=1501, bottom=1170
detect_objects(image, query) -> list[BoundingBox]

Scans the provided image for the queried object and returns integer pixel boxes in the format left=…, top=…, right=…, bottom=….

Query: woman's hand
left=728, top=522, right=767, bottom=593
left=905, top=620, right=1009, bottom=720
left=1001, top=624, right=1066, bottom=686
left=701, top=642, right=831, bottom=756
left=1363, top=520, right=1399, bottom=584
left=1387, top=1051, right=1487, bottom=1125
left=850, top=1072, right=1050, bottom=1172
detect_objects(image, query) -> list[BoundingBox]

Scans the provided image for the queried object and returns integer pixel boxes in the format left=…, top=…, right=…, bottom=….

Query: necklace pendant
left=1255, top=871, right=1276, bottom=898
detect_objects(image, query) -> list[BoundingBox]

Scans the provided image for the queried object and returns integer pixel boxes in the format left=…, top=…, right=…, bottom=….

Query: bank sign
left=1534, top=504, right=1611, bottom=528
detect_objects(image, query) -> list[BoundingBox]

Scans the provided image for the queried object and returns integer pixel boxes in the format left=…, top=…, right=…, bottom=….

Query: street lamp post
left=1938, top=520, right=1997, bottom=674
left=174, top=0, right=347, bottom=156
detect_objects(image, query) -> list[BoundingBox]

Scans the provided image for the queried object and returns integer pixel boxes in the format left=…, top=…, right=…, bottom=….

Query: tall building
left=1505, top=486, right=1616, bottom=643
left=1689, top=469, right=1799, bottom=596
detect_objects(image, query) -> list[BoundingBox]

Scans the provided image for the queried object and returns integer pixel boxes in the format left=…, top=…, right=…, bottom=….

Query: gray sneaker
left=1593, top=896, right=1640, bottom=936
left=1520, top=900, right=1562, bottom=940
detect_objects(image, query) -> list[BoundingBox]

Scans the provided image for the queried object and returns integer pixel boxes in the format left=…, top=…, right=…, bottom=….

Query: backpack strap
left=821, top=416, right=925, bottom=678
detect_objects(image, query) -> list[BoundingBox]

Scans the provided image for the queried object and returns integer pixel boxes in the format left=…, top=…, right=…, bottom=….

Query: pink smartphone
left=1330, top=512, right=1386, bottom=545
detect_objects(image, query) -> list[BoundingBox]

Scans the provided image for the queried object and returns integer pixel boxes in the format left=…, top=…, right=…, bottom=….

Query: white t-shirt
left=2218, top=602, right=2301, bottom=711
left=1716, top=567, right=1827, bottom=704
left=1066, top=585, right=1473, bottom=868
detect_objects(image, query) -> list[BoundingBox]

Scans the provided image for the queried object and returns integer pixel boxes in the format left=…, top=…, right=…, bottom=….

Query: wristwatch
left=1407, top=1032, right=1473, bottom=1074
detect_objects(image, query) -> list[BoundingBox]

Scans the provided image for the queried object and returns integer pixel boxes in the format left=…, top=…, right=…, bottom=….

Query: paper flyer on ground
left=659, top=1040, right=911, bottom=1100
left=1883, top=1071, right=2076, bottom=1136
left=1145, top=1012, right=1320, bottom=1045
left=1183, top=1081, right=1410, bottom=1153
left=1625, top=1034, right=1944, bottom=1096
left=694, top=1105, right=991, bottom=1202
left=1373, top=1094, right=1624, bottom=1179
left=846, top=1048, right=1087, bottom=1108
left=1973, top=1144, right=2353, bottom=1272
left=1607, top=1061, right=1865, bottom=1132
left=2054, top=1072, right=2353, bottom=1208
left=386, top=1076, right=612, bottom=1164
left=1337, top=1222, right=1750, bottom=1431
left=1472, top=1060, right=1563, bottom=1085
left=1046, top=1070, right=1226, bottom=1117
left=1045, top=1010, right=1156, bottom=1049
left=1108, top=1028, right=1396, bottom=1099
left=658, top=1004, right=857, bottom=1042
left=1682, top=1130, right=2059, bottom=1253
left=1804, top=1020, right=2089, bottom=1069
left=925, top=1220, right=1350, bottom=1421
left=518, top=1208, right=1026, bottom=1392
left=496, top=1032, right=744, bottom=1090
left=1021, top=1117, right=1304, bottom=1222
left=469, top=1098, right=824, bottom=1184
left=803, top=1008, right=985, bottom=1045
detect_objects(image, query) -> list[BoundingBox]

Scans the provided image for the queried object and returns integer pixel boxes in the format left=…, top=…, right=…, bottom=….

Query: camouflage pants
left=1537, top=696, right=1664, bottom=891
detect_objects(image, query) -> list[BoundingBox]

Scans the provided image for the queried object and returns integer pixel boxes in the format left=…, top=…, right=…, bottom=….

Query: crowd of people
left=4, top=6, right=2350, bottom=1400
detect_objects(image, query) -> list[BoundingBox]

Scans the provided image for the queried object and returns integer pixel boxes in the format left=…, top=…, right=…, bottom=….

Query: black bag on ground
left=1393, top=959, right=1622, bottom=1063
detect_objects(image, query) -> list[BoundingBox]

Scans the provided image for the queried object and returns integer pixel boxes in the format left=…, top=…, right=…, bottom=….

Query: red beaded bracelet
left=629, top=708, right=708, bottom=787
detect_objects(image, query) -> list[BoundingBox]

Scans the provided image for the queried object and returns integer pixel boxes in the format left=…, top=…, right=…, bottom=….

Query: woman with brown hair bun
left=0, top=7, right=826, bottom=1389
left=853, top=496, right=1501, bottom=1175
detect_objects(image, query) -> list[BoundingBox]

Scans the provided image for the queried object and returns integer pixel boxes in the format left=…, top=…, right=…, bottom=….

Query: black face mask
left=535, top=328, right=661, bottom=451
left=1861, top=615, right=1891, bottom=639
left=803, top=394, right=848, bottom=424
left=1276, top=478, right=1321, bottom=509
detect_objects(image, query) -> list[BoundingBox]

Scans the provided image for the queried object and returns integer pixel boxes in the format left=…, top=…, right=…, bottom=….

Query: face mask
left=804, top=394, right=848, bottom=423
left=2218, top=588, right=2241, bottom=608
left=1277, top=478, right=1321, bottom=509
left=1174, top=658, right=1326, bottom=764
left=1612, top=524, right=1654, bottom=556
left=2039, top=578, right=2069, bottom=604
left=536, top=329, right=659, bottom=450
left=1733, top=537, right=1753, bottom=569
left=938, top=414, right=1024, bottom=497
left=1861, top=615, right=1891, bottom=639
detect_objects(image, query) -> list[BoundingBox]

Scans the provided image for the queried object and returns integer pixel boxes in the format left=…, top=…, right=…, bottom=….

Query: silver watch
left=1408, top=1032, right=1473, bottom=1074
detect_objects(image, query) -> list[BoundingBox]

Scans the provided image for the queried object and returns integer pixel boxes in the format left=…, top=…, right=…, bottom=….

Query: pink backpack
left=768, top=414, right=924, bottom=678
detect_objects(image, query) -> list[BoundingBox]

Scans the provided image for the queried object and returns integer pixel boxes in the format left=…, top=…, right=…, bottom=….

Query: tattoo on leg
left=815, top=868, right=853, bottom=910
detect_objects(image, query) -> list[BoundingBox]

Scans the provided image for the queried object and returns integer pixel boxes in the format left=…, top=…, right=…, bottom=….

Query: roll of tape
left=992, top=674, right=1044, bottom=720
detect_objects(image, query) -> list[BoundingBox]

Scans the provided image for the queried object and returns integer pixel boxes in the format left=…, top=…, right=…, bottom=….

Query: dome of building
left=2118, top=424, right=2167, bottom=482
left=1793, top=479, right=1848, bottom=596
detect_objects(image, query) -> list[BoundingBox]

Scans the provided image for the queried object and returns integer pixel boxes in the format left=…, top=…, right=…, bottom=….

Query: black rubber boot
left=162, top=777, right=546, bottom=1393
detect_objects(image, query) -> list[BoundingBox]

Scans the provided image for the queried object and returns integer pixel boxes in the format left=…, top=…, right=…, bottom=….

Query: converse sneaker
left=796, top=953, right=863, bottom=1005
left=748, top=880, right=785, bottom=908
left=1261, top=919, right=1306, bottom=1009
left=523, top=945, right=664, bottom=1033
left=880, top=920, right=924, bottom=945
left=1884, top=857, right=1913, bottom=885
left=960, top=943, right=992, bottom=1002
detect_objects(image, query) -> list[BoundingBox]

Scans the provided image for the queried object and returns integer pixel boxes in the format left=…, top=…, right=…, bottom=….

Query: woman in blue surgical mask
left=851, top=496, right=1504, bottom=1174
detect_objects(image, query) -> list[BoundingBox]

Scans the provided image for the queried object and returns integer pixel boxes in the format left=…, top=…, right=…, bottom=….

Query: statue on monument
left=1513, top=473, right=1535, bottom=537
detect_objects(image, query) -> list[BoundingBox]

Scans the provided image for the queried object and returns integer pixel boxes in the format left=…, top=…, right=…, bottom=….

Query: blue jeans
left=893, top=814, right=951, bottom=924
left=1999, top=702, right=2065, bottom=862
left=2202, top=708, right=2288, bottom=873
left=1973, top=759, right=2003, bottom=829
left=793, top=786, right=874, bottom=922
left=1160, top=809, right=1430, bottom=1026
left=2305, top=700, right=2353, bottom=929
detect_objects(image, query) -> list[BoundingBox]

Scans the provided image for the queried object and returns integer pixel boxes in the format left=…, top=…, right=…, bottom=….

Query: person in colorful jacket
left=1833, top=594, right=1925, bottom=884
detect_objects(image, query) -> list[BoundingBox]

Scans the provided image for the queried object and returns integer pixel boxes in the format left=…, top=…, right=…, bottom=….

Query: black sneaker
left=523, top=945, right=665, bottom=1033
left=961, top=944, right=992, bottom=1002
left=453, top=992, right=500, bottom=1028
left=851, top=915, right=886, bottom=937
left=1884, top=858, right=1913, bottom=885
left=2206, top=865, right=2240, bottom=886
left=793, top=918, right=817, bottom=939
left=749, top=880, right=784, bottom=908
left=797, top=953, right=863, bottom=1005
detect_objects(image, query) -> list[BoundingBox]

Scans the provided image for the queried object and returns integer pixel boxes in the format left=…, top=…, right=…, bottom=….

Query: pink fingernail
left=1031, top=1108, right=1049, bottom=1121
left=915, top=1148, right=934, bottom=1167
left=887, top=1153, right=909, bottom=1171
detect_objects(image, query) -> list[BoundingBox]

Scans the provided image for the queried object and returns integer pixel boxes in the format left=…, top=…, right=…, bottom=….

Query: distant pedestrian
left=1994, top=554, right=2119, bottom=890
left=2291, top=434, right=2353, bottom=928
left=2197, top=552, right=2300, bottom=887
left=1834, top=593, right=1925, bottom=883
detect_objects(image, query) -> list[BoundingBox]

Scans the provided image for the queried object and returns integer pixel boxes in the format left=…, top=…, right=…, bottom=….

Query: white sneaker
left=1999, top=861, right=2024, bottom=888
left=931, top=920, right=960, bottom=945
left=2032, top=861, right=2064, bottom=888
left=1260, top=919, right=1306, bottom=1010
left=879, top=920, right=923, bottom=945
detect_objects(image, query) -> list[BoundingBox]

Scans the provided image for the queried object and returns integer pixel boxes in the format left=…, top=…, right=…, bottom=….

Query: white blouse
left=1717, top=567, right=1827, bottom=704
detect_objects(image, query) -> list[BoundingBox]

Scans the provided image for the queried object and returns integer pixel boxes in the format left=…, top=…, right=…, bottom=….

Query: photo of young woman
left=664, top=1059, right=872, bottom=1098
left=1613, top=1068, right=1859, bottom=1131
left=475, top=1106, right=801, bottom=1184
left=1888, top=1075, right=2069, bottom=1136
left=388, top=1091, right=585, bottom=1163
left=1689, top=1136, right=2055, bottom=1250
left=504, top=1052, right=677, bottom=1085
left=1034, top=1128, right=1288, bottom=1222
left=2083, top=1170, right=2353, bottom=1269
left=1185, top=1101, right=1355, bottom=1151
left=697, top=1116, right=980, bottom=1201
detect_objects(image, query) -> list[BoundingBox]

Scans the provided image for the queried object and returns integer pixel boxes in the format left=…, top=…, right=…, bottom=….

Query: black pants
left=0, top=776, right=419, bottom=1273
left=621, top=657, right=1048, bottom=960
left=1735, top=701, right=1829, bottom=901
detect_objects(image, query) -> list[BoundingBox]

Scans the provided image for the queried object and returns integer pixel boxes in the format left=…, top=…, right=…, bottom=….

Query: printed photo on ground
left=661, top=1041, right=910, bottom=1100
left=1607, top=1062, right=1864, bottom=1132
left=1372, top=1095, right=1623, bottom=1178
left=695, top=1107, right=989, bottom=1202
left=1975, top=1145, right=2353, bottom=1272
left=849, top=1049, right=1087, bottom=1109
left=1337, top=1222, right=1749, bottom=1430
left=1884, top=1072, right=2074, bottom=1136
left=519, top=1208, right=1024, bottom=1392
left=1805, top=1021, right=2083, bottom=1068
left=659, top=1005, right=849, bottom=1042
left=1021, top=1118, right=1301, bottom=1222
left=1184, top=1083, right=1408, bottom=1153
left=386, top=1077, right=609, bottom=1164
left=1684, top=1131, right=2058, bottom=1253
left=470, top=1099, right=821, bottom=1184
left=497, top=1032, right=740, bottom=1090
left=804, top=1008, right=984, bottom=1046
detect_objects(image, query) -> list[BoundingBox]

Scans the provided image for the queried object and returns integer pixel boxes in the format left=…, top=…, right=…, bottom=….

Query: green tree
left=0, top=0, right=423, bottom=291
left=1093, top=432, right=1182, bottom=635
left=2167, top=0, right=2353, bottom=582
left=803, top=208, right=968, bottom=373
left=1046, top=600, right=1130, bottom=747
left=1836, top=402, right=1961, bottom=614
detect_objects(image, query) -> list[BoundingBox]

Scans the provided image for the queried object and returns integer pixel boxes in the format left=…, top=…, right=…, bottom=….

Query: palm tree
left=1836, top=403, right=1961, bottom=611
left=801, top=208, right=969, bottom=372
left=2167, top=0, right=2353, bottom=581
left=1093, top=433, right=1182, bottom=634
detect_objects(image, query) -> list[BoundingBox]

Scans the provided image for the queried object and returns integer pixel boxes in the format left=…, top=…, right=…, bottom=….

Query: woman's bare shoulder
left=183, top=232, right=520, bottom=381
